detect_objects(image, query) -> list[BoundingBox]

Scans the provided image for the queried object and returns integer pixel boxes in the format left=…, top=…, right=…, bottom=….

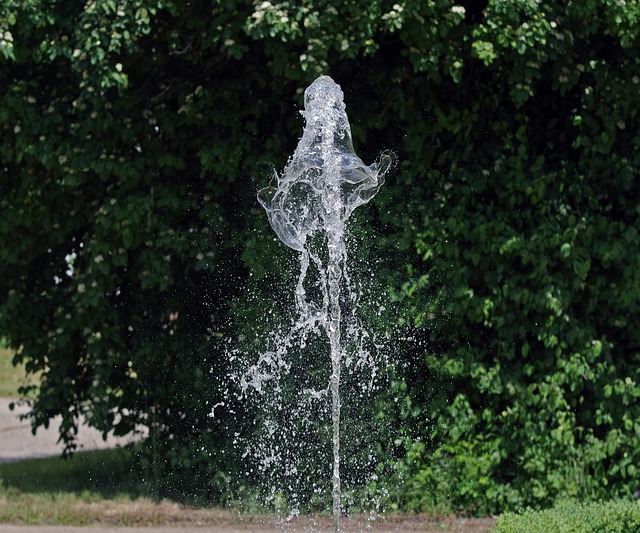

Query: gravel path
left=0, top=397, right=141, bottom=463
left=0, top=521, right=496, bottom=533
left=0, top=524, right=284, bottom=533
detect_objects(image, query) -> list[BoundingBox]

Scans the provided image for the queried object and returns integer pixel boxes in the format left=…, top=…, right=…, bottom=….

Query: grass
left=0, top=449, right=497, bottom=531
left=0, top=447, right=249, bottom=527
left=0, top=447, right=144, bottom=497
left=0, top=488, right=248, bottom=527
left=0, top=345, right=36, bottom=398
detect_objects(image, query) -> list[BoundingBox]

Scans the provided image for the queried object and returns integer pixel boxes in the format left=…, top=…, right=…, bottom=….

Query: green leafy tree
left=384, top=0, right=640, bottom=515
left=0, top=0, right=401, bottom=500
left=0, top=0, right=282, bottom=499
left=2, top=0, right=639, bottom=512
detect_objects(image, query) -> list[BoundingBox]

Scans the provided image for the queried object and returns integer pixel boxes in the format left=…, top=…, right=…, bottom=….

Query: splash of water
left=258, top=75, right=390, bottom=253
left=248, top=76, right=391, bottom=532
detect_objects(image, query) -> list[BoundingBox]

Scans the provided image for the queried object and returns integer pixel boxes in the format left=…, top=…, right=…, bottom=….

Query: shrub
left=496, top=500, right=640, bottom=533
left=385, top=0, right=640, bottom=514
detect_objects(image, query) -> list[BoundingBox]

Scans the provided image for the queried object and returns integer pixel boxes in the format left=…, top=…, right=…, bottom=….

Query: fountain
left=241, top=76, right=392, bottom=532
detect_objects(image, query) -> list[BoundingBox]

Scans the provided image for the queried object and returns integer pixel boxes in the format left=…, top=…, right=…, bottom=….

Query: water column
left=328, top=233, right=343, bottom=533
left=255, top=76, right=391, bottom=532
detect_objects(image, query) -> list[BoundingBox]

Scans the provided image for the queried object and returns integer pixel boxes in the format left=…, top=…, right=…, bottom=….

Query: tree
left=0, top=0, right=277, bottom=498
left=1, top=0, right=639, bottom=512
left=0, top=0, right=403, bottom=501
left=383, top=0, right=640, bottom=514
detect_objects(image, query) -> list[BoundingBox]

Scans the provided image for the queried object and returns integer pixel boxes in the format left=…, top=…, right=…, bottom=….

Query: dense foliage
left=1, top=0, right=639, bottom=512
left=384, top=0, right=640, bottom=514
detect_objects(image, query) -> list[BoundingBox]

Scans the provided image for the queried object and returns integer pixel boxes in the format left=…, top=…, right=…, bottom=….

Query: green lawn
left=0, top=447, right=145, bottom=497
left=0, top=448, right=149, bottom=525
left=0, top=448, right=258, bottom=527
left=0, top=346, right=24, bottom=397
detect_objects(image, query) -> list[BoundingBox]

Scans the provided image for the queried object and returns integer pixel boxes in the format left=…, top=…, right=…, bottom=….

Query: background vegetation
left=1, top=0, right=639, bottom=515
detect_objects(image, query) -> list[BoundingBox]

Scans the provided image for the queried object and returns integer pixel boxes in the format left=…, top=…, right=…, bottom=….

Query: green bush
left=383, top=0, right=640, bottom=514
left=495, top=500, right=640, bottom=533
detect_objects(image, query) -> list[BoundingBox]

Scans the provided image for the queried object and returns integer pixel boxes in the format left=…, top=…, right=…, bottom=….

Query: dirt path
left=0, top=500, right=497, bottom=532
left=0, top=397, right=141, bottom=463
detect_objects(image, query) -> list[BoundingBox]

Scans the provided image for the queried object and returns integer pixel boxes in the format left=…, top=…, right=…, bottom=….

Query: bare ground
left=79, top=501, right=496, bottom=531
left=0, top=501, right=496, bottom=532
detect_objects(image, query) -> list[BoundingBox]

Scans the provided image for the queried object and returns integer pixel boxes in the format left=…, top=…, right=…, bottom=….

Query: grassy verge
left=0, top=346, right=36, bottom=397
left=0, top=447, right=144, bottom=497
left=0, top=449, right=496, bottom=531
left=0, top=448, right=249, bottom=526
left=0, top=490, right=250, bottom=527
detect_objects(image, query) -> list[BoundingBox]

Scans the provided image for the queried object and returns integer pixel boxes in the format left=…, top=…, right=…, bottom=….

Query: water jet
left=244, top=75, right=392, bottom=532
